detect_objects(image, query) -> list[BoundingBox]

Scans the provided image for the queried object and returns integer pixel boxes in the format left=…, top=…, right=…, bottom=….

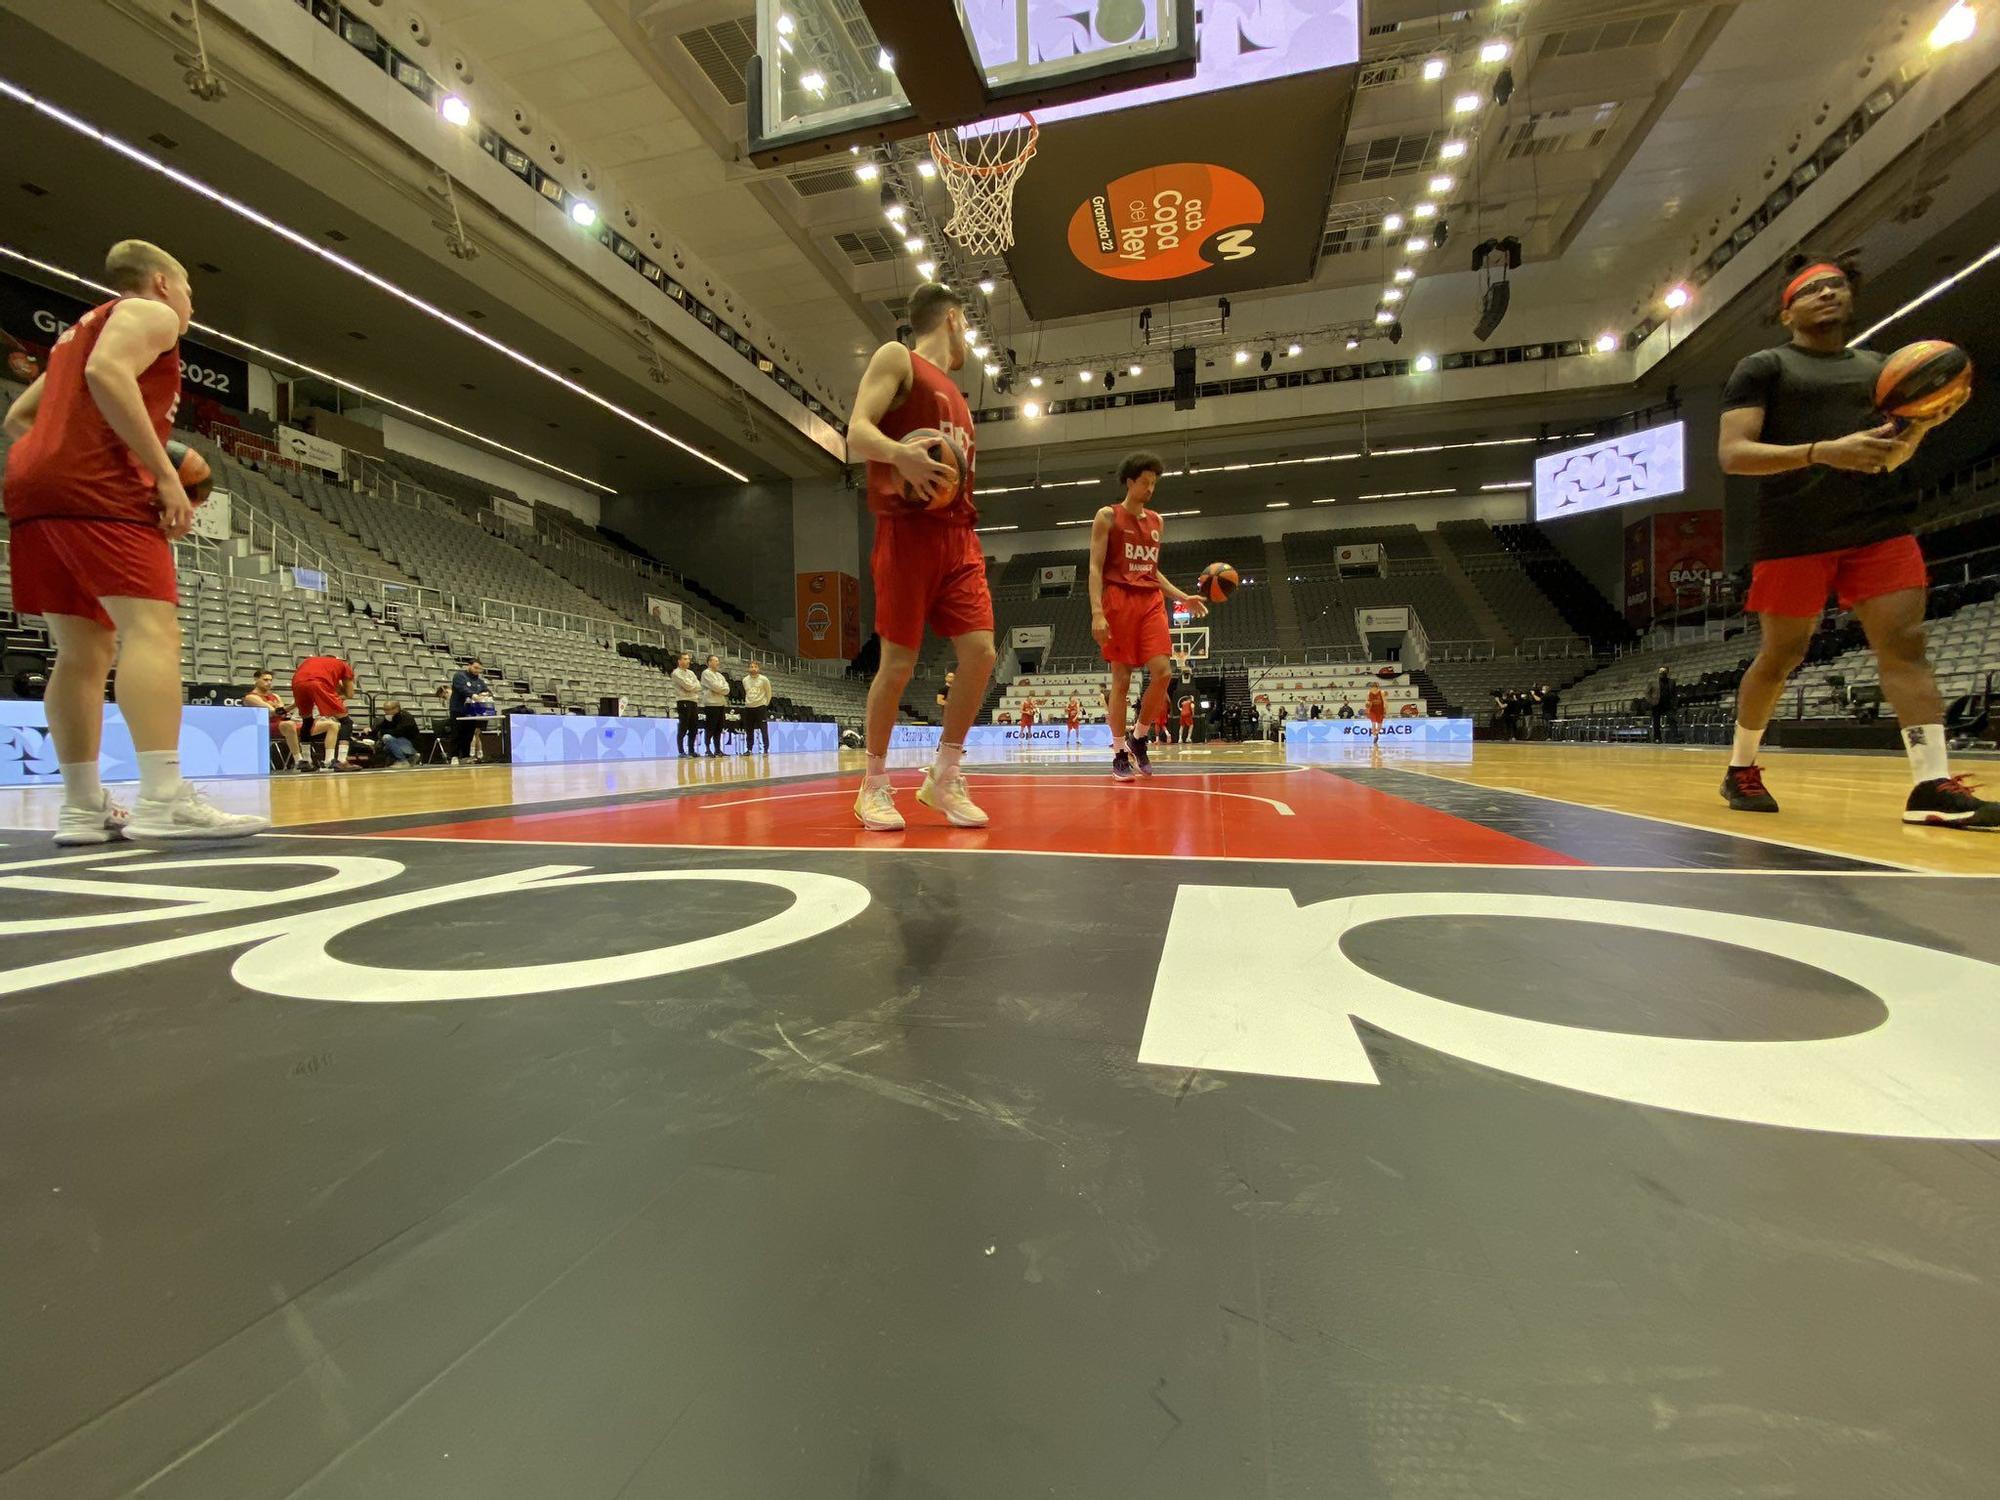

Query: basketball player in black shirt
left=1716, top=251, right=1990, bottom=829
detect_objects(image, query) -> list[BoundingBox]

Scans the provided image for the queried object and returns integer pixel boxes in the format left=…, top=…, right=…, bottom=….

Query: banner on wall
left=277, top=424, right=345, bottom=472
left=1356, top=607, right=1409, bottom=635
left=1652, top=509, right=1725, bottom=614
left=1623, top=517, right=1653, bottom=625
left=1036, top=565, right=1077, bottom=595
left=188, top=489, right=232, bottom=541
left=492, top=496, right=535, bottom=529
left=795, top=571, right=860, bottom=659
left=0, top=267, right=251, bottom=409
left=1010, top=625, right=1054, bottom=652
left=1335, top=543, right=1383, bottom=568
left=645, top=595, right=684, bottom=631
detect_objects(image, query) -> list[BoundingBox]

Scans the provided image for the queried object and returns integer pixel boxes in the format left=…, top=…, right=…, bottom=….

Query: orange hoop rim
left=927, top=113, right=1039, bottom=178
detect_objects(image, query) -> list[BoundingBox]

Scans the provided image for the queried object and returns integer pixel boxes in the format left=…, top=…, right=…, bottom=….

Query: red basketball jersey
left=864, top=351, right=977, bottom=525
left=1101, top=504, right=1162, bottom=591
left=2, top=298, right=181, bottom=525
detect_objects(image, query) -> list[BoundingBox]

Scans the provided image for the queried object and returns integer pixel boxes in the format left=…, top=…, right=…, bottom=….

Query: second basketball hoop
left=929, top=113, right=1039, bottom=256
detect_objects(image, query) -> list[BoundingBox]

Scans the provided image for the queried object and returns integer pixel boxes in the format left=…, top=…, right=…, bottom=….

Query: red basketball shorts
left=291, top=676, right=348, bottom=721
left=871, top=518, right=993, bottom=650
left=1747, top=534, right=1928, bottom=618
left=1101, top=584, right=1171, bottom=667
left=6, top=516, right=177, bottom=630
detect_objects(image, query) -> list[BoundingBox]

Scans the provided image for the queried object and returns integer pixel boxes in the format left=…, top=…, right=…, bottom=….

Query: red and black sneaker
left=1903, top=775, right=2000, bottom=830
left=1112, top=749, right=1136, bottom=782
left=1721, top=764, right=1779, bottom=813
left=1125, top=733, right=1155, bottom=777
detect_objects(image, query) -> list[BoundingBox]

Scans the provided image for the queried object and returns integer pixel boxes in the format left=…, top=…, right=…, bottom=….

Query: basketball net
left=929, top=114, right=1038, bottom=256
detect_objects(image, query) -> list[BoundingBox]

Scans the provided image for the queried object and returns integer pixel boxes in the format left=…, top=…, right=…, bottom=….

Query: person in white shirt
left=741, top=660, right=773, bottom=754
left=699, top=654, right=731, bottom=756
left=670, top=652, right=701, bottom=756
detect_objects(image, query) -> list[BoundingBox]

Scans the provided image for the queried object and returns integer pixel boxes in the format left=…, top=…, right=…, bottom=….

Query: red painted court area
left=385, top=770, right=1582, bottom=865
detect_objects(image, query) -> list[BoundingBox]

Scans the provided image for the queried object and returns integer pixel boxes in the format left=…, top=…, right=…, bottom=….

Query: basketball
left=165, top=440, right=213, bottom=504
left=896, top=427, right=966, bottom=510
left=1199, top=561, right=1239, bottom=602
left=1875, top=340, right=1972, bottom=422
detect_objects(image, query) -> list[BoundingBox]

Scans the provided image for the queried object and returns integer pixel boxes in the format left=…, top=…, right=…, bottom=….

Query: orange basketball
left=1875, top=340, right=1972, bottom=421
left=1199, top=561, right=1239, bottom=602
left=166, top=440, right=213, bottom=504
left=896, top=427, right=966, bottom=510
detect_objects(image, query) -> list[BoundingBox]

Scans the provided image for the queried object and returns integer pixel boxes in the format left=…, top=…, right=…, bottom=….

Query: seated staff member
left=243, top=668, right=303, bottom=769
left=374, top=701, right=421, bottom=766
left=740, top=660, right=773, bottom=753
left=291, top=652, right=356, bottom=771
left=670, top=652, right=700, bottom=756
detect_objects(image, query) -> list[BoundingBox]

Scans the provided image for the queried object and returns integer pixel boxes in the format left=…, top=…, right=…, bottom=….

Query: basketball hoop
left=928, top=113, right=1038, bottom=256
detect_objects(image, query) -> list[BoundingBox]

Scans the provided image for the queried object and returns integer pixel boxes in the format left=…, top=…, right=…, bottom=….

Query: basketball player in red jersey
left=1065, top=695, right=1082, bottom=747
left=1718, top=250, right=1990, bottom=827
left=1089, top=452, right=1206, bottom=781
left=846, top=282, right=995, bottom=830
left=2, top=241, right=266, bottom=842
left=1018, top=694, right=1038, bottom=740
left=1177, top=693, right=1195, bottom=745
left=1365, top=684, right=1387, bottom=740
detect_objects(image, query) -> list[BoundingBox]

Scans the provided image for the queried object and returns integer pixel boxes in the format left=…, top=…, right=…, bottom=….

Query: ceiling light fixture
left=974, top=524, right=1018, bottom=532
left=1453, top=92, right=1481, bottom=114
left=983, top=361, right=999, bottom=375
left=1022, top=400, right=1043, bottom=418
left=1413, top=202, right=1438, bottom=220
left=1481, top=480, right=1533, bottom=491
left=1664, top=284, right=1691, bottom=309
left=1078, top=369, right=1095, bottom=382
left=916, top=158, right=937, bottom=179
left=568, top=200, right=598, bottom=227
left=915, top=259, right=935, bottom=278
left=1394, top=267, right=1416, bottom=283
left=1029, top=375, right=1044, bottom=387
left=1375, top=310, right=1396, bottom=324
left=1287, top=343, right=1302, bottom=356
left=1931, top=2, right=1977, bottom=48
left=1439, top=139, right=1467, bottom=160
left=977, top=278, right=995, bottom=294
left=1265, top=501, right=1291, bottom=508
left=1422, top=57, right=1446, bottom=80
left=1233, top=349, right=1249, bottom=363
left=439, top=94, right=472, bottom=128
left=856, top=161, right=879, bottom=182
left=1413, top=354, right=1436, bottom=372
left=1383, top=287, right=1404, bottom=303
left=1407, top=236, right=1432, bottom=253
left=1346, top=338, right=1360, bottom=349
left=1383, top=212, right=1405, bottom=233
left=1428, top=175, right=1454, bottom=195
left=1594, top=332, right=1620, bottom=353
left=903, top=235, right=923, bottom=252
left=1480, top=39, right=1511, bottom=63
left=1853, top=236, right=2000, bottom=345
left=1128, top=363, right=1143, bottom=376
left=777, top=12, right=796, bottom=34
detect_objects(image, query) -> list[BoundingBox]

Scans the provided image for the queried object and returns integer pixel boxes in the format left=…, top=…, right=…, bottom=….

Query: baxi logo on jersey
left=1067, top=164, right=1264, bottom=282
left=1123, top=541, right=1159, bottom=572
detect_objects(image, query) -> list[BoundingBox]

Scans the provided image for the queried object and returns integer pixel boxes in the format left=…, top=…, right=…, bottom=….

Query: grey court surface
left=2, top=804, right=1998, bottom=1499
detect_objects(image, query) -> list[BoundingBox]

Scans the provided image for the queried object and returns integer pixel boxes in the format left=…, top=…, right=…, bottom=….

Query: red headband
left=1782, top=262, right=1845, bottom=308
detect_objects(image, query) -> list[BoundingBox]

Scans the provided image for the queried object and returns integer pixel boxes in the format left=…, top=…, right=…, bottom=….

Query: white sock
left=1130, top=723, right=1149, bottom=742
left=1729, top=725, right=1765, bottom=768
left=934, top=743, right=963, bottom=779
left=1902, top=724, right=1949, bottom=785
left=59, top=760, right=102, bottom=810
left=865, top=754, right=888, bottom=785
left=137, top=750, right=183, bottom=803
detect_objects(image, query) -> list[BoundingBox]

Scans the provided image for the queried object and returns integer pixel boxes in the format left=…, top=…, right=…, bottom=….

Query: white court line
left=1375, top=765, right=1940, bottom=875
left=252, top=829, right=1985, bottom=875
left=699, top=779, right=1297, bottom=817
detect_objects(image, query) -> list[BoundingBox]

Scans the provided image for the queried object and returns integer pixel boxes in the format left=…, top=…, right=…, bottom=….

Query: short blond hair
left=104, top=240, right=183, bottom=294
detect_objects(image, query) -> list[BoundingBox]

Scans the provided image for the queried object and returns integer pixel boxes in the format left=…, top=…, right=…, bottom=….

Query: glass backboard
left=750, top=0, right=1192, bottom=164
